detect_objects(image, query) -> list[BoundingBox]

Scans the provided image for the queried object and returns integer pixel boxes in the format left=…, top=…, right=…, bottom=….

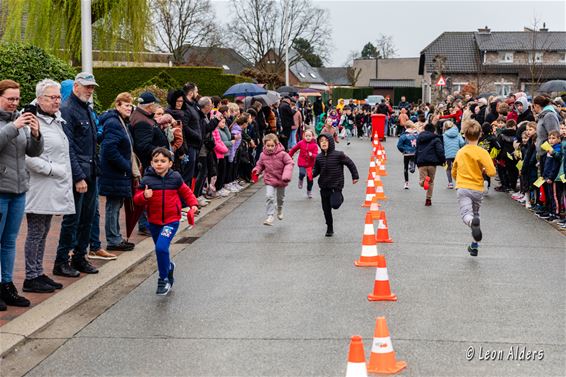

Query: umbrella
left=247, top=90, right=281, bottom=107
left=223, top=83, right=267, bottom=97
left=276, top=85, right=299, bottom=97
left=124, top=181, right=145, bottom=240
left=298, top=91, right=322, bottom=97
left=538, top=80, right=566, bottom=93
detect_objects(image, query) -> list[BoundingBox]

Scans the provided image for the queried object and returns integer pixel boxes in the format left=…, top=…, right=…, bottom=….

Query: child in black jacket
left=313, top=133, right=359, bottom=237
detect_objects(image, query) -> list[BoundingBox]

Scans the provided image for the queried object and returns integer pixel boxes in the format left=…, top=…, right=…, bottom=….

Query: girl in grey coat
left=23, top=80, right=74, bottom=293
left=0, top=79, right=43, bottom=310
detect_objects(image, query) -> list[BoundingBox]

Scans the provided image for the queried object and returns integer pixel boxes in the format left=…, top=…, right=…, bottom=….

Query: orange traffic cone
left=374, top=179, right=387, bottom=201
left=369, top=159, right=377, bottom=179
left=376, top=159, right=387, bottom=176
left=362, top=174, right=376, bottom=207
left=368, top=255, right=397, bottom=301
left=354, top=212, right=379, bottom=267
left=367, top=317, right=407, bottom=374
left=376, top=210, right=393, bottom=243
left=369, top=195, right=381, bottom=220
left=346, top=335, right=368, bottom=377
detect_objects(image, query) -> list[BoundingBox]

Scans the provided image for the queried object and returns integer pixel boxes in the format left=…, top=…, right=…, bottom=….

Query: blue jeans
left=0, top=193, right=26, bottom=283
left=90, top=196, right=101, bottom=251
left=181, top=147, right=198, bottom=186
left=298, top=167, right=314, bottom=191
left=148, top=222, right=179, bottom=280
left=288, top=129, right=297, bottom=150
left=105, top=197, right=124, bottom=247
left=56, top=179, right=98, bottom=265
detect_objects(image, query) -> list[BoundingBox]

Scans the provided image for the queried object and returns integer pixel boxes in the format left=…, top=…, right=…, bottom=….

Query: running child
left=134, top=148, right=199, bottom=295
left=321, top=116, right=339, bottom=143
left=313, top=133, right=359, bottom=237
left=451, top=120, right=496, bottom=257
left=252, top=134, right=294, bottom=226
left=396, top=120, right=418, bottom=189
left=443, top=121, right=465, bottom=189
left=289, top=129, right=319, bottom=198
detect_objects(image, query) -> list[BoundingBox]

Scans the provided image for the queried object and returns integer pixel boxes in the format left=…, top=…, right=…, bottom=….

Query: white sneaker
left=197, top=196, right=209, bottom=207
left=277, top=208, right=284, bottom=220
left=525, top=200, right=531, bottom=209
left=404, top=182, right=409, bottom=190
left=483, top=181, right=489, bottom=195
left=226, top=183, right=239, bottom=193
left=218, top=188, right=230, bottom=197
left=263, top=215, right=274, bottom=226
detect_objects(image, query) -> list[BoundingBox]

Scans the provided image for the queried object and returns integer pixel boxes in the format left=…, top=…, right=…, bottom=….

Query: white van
left=365, top=95, right=385, bottom=106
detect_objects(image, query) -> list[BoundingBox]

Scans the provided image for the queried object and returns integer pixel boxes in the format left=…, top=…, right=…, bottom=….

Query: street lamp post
left=81, top=0, right=93, bottom=73
left=283, top=1, right=290, bottom=86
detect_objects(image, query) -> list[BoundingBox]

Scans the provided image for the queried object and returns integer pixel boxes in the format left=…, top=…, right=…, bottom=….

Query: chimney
left=540, top=22, right=549, bottom=32
left=478, top=26, right=491, bottom=34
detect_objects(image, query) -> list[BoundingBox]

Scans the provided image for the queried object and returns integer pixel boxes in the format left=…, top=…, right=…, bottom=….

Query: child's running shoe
left=404, top=182, right=409, bottom=190
left=483, top=181, right=489, bottom=194
left=298, top=179, right=303, bottom=189
left=168, top=262, right=175, bottom=287
left=307, top=190, right=313, bottom=199
left=467, top=243, right=479, bottom=257
left=447, top=182, right=454, bottom=189
left=471, top=216, right=482, bottom=242
left=156, top=278, right=171, bottom=296
left=277, top=208, right=284, bottom=220
left=263, top=215, right=274, bottom=226
left=425, top=198, right=432, bottom=206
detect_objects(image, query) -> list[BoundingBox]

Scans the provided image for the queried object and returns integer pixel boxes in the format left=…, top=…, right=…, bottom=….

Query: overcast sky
left=211, top=0, right=565, bottom=66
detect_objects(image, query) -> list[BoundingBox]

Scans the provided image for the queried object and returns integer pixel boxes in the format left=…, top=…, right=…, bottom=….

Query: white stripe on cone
left=346, top=362, right=368, bottom=377
left=361, top=245, right=378, bottom=257
left=375, top=267, right=389, bottom=281
left=371, top=336, right=394, bottom=354
left=364, top=224, right=374, bottom=234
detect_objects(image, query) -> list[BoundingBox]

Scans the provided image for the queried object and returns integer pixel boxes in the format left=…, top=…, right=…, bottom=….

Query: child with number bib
left=252, top=134, right=294, bottom=226
left=289, top=129, right=319, bottom=198
left=134, top=148, right=199, bottom=295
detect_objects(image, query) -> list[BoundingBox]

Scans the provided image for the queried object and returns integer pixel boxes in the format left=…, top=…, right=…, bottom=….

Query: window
left=528, top=52, right=544, bottom=63
left=452, top=82, right=468, bottom=93
left=499, top=52, right=513, bottom=63
left=309, top=72, right=317, bottom=79
left=560, top=52, right=566, bottom=63
left=222, top=65, right=230, bottom=70
left=298, top=72, right=306, bottom=78
left=495, top=82, right=513, bottom=96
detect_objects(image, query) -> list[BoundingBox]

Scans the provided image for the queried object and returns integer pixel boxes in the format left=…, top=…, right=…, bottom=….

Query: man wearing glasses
left=54, top=72, right=103, bottom=277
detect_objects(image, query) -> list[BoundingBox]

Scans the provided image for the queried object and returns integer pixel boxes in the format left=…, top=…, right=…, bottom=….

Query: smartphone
left=22, top=104, right=37, bottom=115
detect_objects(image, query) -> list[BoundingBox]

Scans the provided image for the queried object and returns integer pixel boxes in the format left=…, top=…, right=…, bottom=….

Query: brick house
left=419, top=26, right=566, bottom=102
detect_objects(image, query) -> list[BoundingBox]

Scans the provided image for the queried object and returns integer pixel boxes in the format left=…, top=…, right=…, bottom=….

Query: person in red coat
left=289, top=129, right=319, bottom=198
left=133, top=147, right=198, bottom=295
left=252, top=134, right=294, bottom=226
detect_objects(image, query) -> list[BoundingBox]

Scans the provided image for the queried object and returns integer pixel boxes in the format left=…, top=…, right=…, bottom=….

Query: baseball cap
left=75, top=72, right=98, bottom=86
left=138, top=92, right=160, bottom=104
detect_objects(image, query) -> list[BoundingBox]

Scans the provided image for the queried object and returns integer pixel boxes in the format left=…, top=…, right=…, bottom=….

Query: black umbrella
left=276, top=85, right=299, bottom=97
left=538, top=80, right=566, bottom=93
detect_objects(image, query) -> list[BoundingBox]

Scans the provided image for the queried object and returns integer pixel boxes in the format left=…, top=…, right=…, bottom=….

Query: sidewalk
left=0, top=183, right=260, bottom=357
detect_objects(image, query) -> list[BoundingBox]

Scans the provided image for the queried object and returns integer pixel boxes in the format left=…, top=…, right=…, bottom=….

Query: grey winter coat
left=536, top=107, right=560, bottom=156
left=25, top=111, right=75, bottom=215
left=0, top=110, right=44, bottom=194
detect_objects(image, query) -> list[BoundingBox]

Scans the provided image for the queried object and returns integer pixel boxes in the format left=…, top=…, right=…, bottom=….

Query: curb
left=0, top=184, right=260, bottom=357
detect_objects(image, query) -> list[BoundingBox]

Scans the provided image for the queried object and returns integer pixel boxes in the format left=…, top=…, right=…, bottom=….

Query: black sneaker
left=53, top=262, right=80, bottom=278
left=0, top=282, right=31, bottom=307
left=107, top=241, right=135, bottom=251
left=536, top=212, right=551, bottom=219
left=156, top=278, right=171, bottom=296
left=168, top=262, right=175, bottom=287
left=0, top=297, right=6, bottom=311
left=38, top=274, right=63, bottom=289
left=467, top=245, right=478, bottom=257
left=124, top=241, right=135, bottom=248
left=471, top=216, right=482, bottom=242
left=71, top=257, right=99, bottom=274
left=23, top=277, right=55, bottom=293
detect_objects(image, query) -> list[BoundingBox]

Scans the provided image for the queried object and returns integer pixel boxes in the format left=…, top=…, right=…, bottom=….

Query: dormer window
left=528, top=52, right=544, bottom=63
left=299, top=72, right=306, bottom=78
left=222, top=65, right=230, bottom=70
left=499, top=52, right=513, bottom=63
left=309, top=73, right=317, bottom=78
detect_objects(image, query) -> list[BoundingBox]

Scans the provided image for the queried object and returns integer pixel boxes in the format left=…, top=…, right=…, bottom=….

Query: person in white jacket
left=23, top=79, right=75, bottom=294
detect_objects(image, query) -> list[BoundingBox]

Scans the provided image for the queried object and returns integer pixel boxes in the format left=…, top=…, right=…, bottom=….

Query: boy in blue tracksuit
left=396, top=121, right=418, bottom=189
left=542, top=130, right=563, bottom=222
left=443, top=121, right=466, bottom=189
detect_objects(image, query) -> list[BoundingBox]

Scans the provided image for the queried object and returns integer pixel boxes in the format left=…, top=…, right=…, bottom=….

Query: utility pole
left=81, top=0, right=93, bottom=73
left=283, top=1, right=290, bottom=86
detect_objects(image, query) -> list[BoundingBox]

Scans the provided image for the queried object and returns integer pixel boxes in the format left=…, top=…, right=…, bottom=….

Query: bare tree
left=347, top=67, right=362, bottom=87
left=152, top=0, right=220, bottom=64
left=227, top=0, right=330, bottom=71
left=342, top=50, right=361, bottom=67
left=526, top=18, right=551, bottom=94
left=374, top=34, right=397, bottom=59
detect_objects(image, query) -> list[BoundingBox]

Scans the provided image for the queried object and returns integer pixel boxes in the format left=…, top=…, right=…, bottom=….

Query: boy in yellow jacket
left=452, top=120, right=497, bottom=256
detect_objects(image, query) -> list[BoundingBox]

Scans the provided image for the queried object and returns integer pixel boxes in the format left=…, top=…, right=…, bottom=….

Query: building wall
left=353, top=58, right=421, bottom=88
left=352, top=59, right=376, bottom=87
left=484, top=51, right=566, bottom=65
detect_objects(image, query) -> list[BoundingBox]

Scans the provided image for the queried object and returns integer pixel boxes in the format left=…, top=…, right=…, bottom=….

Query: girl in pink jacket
left=252, top=134, right=294, bottom=226
left=289, top=129, right=318, bottom=198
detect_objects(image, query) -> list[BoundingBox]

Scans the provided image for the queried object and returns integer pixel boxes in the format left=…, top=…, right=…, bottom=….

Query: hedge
left=0, top=43, right=77, bottom=105
left=331, top=87, right=374, bottom=100
left=93, top=67, right=251, bottom=109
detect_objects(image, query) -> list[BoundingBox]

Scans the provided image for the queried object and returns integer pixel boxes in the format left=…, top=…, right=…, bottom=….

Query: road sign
left=435, top=76, right=446, bottom=87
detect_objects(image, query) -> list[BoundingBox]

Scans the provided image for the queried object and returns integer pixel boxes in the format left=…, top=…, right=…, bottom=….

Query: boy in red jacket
left=289, top=129, right=319, bottom=198
left=134, top=148, right=199, bottom=295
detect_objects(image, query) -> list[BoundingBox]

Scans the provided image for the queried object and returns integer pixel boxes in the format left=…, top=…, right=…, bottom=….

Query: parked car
left=364, top=95, right=385, bottom=107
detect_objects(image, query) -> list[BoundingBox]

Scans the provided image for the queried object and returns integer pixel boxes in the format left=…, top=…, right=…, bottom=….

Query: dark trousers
left=298, top=167, right=314, bottom=191
left=216, top=157, right=227, bottom=190
left=403, top=155, right=415, bottom=182
left=181, top=146, right=198, bottom=186
left=56, top=178, right=98, bottom=265
left=194, top=155, right=208, bottom=197
left=320, top=188, right=334, bottom=231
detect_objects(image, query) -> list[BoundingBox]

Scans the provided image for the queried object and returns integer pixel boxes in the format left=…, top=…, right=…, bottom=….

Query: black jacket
left=313, top=99, right=324, bottom=116
left=279, top=101, right=294, bottom=133
left=313, top=133, right=359, bottom=190
left=130, top=107, right=169, bottom=170
left=60, top=92, right=98, bottom=182
left=415, top=131, right=445, bottom=167
left=517, top=108, right=535, bottom=124
left=183, top=99, right=202, bottom=148
left=496, top=128, right=516, bottom=161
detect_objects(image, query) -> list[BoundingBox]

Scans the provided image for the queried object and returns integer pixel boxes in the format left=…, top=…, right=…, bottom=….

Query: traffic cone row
left=346, top=138, right=406, bottom=375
